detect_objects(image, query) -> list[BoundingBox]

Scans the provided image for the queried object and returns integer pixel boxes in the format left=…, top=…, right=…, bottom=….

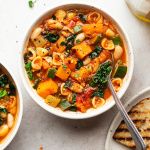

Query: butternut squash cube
left=56, top=65, right=71, bottom=81
left=71, top=67, right=89, bottom=83
left=56, top=36, right=66, bottom=53
left=72, top=42, right=92, bottom=59
left=37, top=79, right=58, bottom=98
left=82, top=23, right=103, bottom=35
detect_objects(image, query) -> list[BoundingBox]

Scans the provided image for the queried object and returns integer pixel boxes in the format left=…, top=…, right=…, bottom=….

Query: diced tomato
left=68, top=20, right=76, bottom=28
left=73, top=16, right=80, bottom=22
left=76, top=87, right=95, bottom=112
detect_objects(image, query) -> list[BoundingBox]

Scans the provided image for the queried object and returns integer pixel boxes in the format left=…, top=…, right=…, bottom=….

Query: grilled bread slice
left=113, top=97, right=150, bottom=149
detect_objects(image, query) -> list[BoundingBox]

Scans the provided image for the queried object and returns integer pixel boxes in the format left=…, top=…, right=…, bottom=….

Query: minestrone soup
left=24, top=9, right=127, bottom=113
left=0, top=69, right=17, bottom=141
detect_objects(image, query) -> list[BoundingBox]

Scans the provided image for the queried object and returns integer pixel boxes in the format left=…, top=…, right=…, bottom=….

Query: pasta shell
left=92, top=97, right=105, bottom=108
left=52, top=52, right=64, bottom=66
left=101, top=38, right=114, bottom=50
left=87, top=12, right=102, bottom=23
left=32, top=56, right=42, bottom=70
left=112, top=78, right=123, bottom=92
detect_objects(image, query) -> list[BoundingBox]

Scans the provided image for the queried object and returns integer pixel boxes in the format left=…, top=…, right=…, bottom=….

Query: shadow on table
left=49, top=106, right=117, bottom=132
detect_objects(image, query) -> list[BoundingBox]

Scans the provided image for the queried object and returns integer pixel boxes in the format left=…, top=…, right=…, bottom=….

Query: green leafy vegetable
left=62, top=64, right=67, bottom=70
left=73, top=25, right=82, bottom=33
left=60, top=41, right=67, bottom=46
left=0, top=74, right=9, bottom=87
left=90, top=61, right=112, bottom=98
left=59, top=99, right=71, bottom=111
left=52, top=15, right=56, bottom=20
left=66, top=35, right=76, bottom=42
left=64, top=80, right=72, bottom=88
left=76, top=60, right=83, bottom=69
left=76, top=39, right=81, bottom=44
left=114, top=65, right=127, bottom=78
left=92, top=89, right=104, bottom=98
left=0, top=90, right=7, bottom=99
left=112, top=36, right=122, bottom=45
left=0, top=107, right=7, bottom=126
left=44, top=33, right=60, bottom=43
left=69, top=105, right=77, bottom=111
left=0, top=107, right=7, bottom=114
left=78, top=14, right=87, bottom=23
left=9, top=82, right=16, bottom=95
left=25, top=61, right=34, bottom=80
left=48, top=68, right=56, bottom=79
left=72, top=93, right=77, bottom=104
left=33, top=79, right=41, bottom=89
left=90, top=46, right=102, bottom=59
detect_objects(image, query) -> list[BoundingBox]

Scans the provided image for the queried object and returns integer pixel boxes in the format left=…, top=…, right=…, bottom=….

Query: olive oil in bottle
left=125, top=0, right=150, bottom=23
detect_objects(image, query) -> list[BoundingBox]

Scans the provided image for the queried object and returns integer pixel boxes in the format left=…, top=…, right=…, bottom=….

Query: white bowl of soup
left=0, top=63, right=23, bottom=149
left=20, top=3, right=134, bottom=119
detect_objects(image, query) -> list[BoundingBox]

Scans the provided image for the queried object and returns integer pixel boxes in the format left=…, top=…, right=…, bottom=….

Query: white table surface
left=0, top=0, right=149, bottom=149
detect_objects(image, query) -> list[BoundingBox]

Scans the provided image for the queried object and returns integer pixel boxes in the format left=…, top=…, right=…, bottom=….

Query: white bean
left=31, top=27, right=42, bottom=41
left=74, top=33, right=85, bottom=45
left=0, top=124, right=9, bottom=137
left=36, top=47, right=49, bottom=57
left=7, top=113, right=14, bottom=128
left=114, top=45, right=123, bottom=60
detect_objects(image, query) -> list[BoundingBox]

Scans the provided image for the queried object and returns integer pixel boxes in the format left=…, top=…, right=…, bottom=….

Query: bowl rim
left=0, top=62, right=23, bottom=149
left=19, top=3, right=134, bottom=119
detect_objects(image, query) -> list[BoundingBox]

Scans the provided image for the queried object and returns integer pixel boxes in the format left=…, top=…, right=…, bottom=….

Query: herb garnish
left=28, top=0, right=35, bottom=8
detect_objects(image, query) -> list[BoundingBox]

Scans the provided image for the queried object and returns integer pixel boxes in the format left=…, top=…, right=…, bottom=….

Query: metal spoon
left=108, top=69, right=146, bottom=150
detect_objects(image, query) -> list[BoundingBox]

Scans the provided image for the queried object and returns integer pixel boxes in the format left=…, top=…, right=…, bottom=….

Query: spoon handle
left=108, top=78, right=146, bottom=150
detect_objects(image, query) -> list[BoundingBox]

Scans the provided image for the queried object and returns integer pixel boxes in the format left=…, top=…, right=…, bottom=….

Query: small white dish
left=20, top=3, right=134, bottom=119
left=0, top=62, right=23, bottom=150
left=105, top=87, right=150, bottom=150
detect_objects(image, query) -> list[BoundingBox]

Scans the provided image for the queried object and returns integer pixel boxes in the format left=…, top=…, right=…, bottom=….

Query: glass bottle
left=125, top=0, right=150, bottom=23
